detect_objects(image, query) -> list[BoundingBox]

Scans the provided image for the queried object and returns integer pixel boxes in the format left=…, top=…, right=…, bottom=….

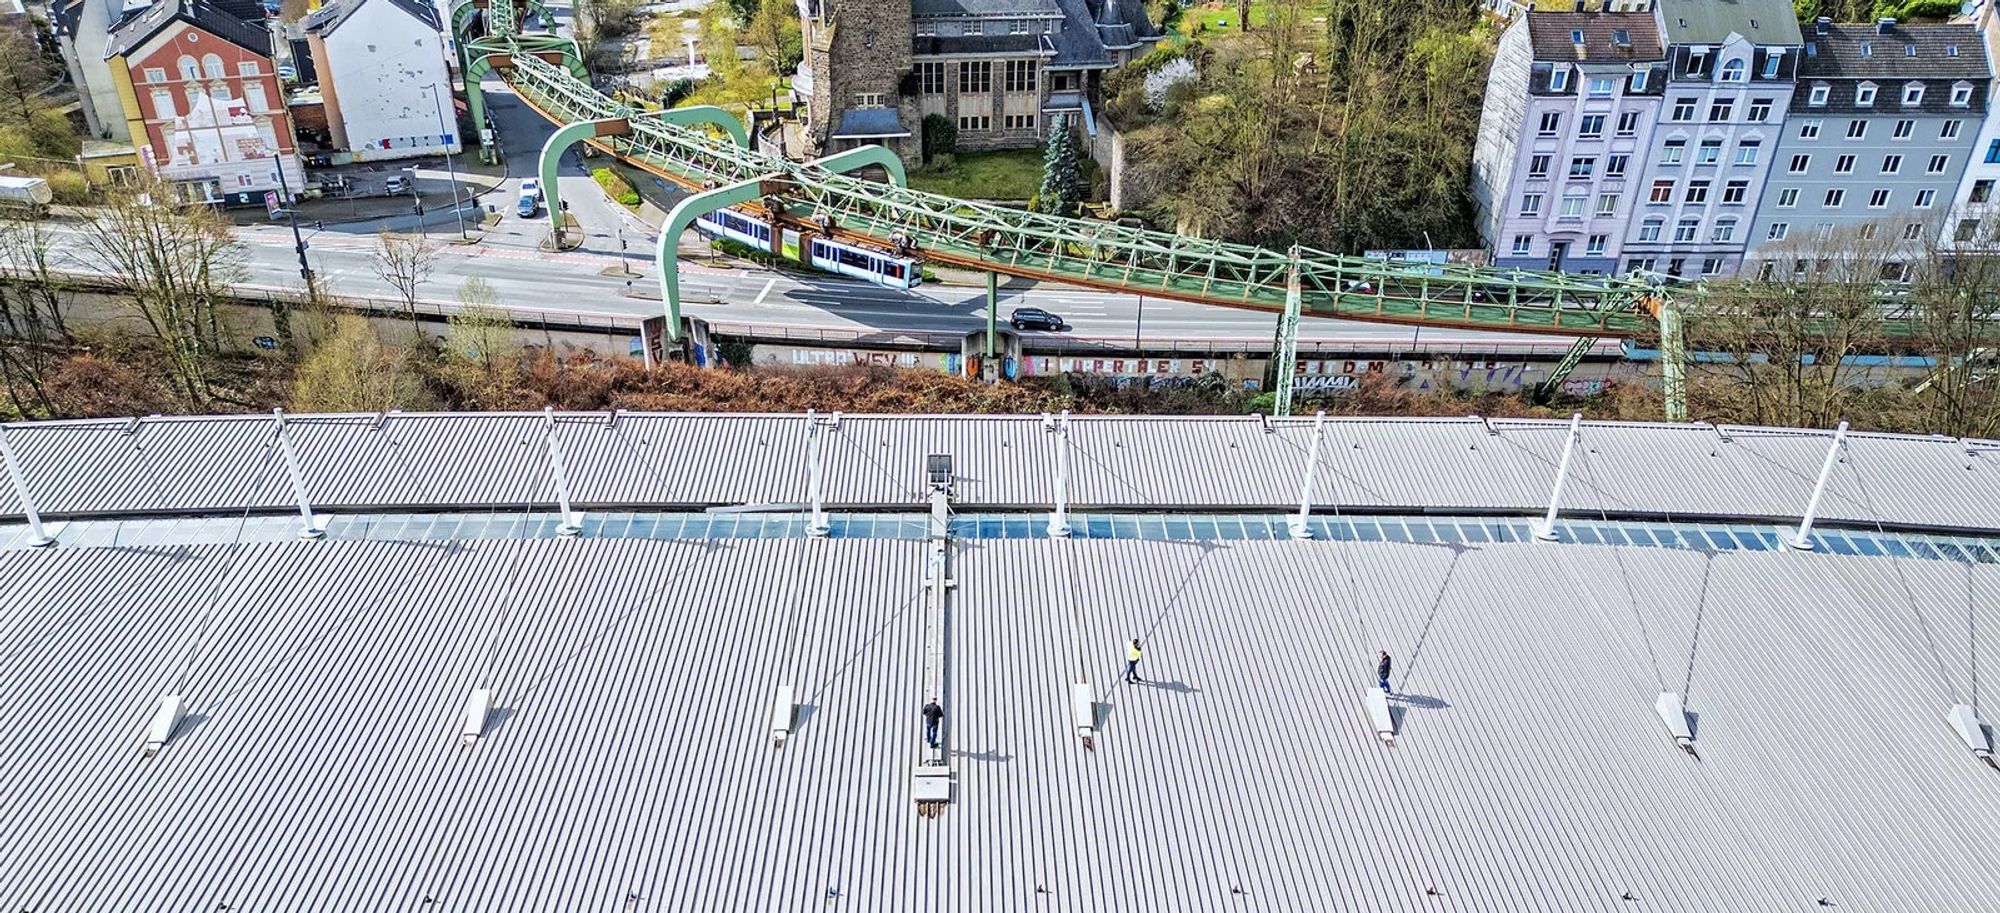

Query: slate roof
left=831, top=107, right=910, bottom=138
left=912, top=0, right=1055, bottom=16
left=302, top=0, right=442, bottom=35
left=106, top=0, right=271, bottom=58
left=1526, top=10, right=1665, bottom=62
left=1654, top=0, right=1801, bottom=47
left=1799, top=21, right=1990, bottom=80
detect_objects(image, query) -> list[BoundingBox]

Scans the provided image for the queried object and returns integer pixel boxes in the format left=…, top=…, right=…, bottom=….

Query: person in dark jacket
left=922, top=697, right=944, bottom=748
left=1377, top=650, right=1393, bottom=694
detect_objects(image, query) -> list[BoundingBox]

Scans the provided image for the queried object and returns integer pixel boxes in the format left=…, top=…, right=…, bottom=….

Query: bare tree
left=0, top=215, right=76, bottom=417
left=75, top=179, right=248, bottom=407
left=372, top=230, right=439, bottom=332
left=290, top=314, right=433, bottom=412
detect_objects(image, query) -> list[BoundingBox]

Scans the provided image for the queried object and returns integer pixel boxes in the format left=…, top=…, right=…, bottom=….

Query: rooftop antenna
left=1288, top=410, right=1328, bottom=540
left=271, top=409, right=328, bottom=539
left=804, top=410, right=838, bottom=537
left=542, top=407, right=584, bottom=537
left=1788, top=420, right=1849, bottom=550
left=1535, top=413, right=1584, bottom=542
left=1043, top=410, right=1073, bottom=538
left=0, top=425, right=55, bottom=547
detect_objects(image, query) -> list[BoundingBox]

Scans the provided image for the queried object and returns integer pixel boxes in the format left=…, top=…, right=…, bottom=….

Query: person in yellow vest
left=1125, top=638, right=1144, bottom=684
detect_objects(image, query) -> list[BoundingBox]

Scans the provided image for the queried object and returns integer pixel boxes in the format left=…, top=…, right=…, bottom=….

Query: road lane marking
left=752, top=278, right=776, bottom=305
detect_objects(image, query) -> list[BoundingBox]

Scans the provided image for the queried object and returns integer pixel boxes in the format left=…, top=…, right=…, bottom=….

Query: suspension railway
left=451, top=0, right=1967, bottom=419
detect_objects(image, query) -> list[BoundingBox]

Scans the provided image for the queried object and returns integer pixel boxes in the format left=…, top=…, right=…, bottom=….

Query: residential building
left=106, top=0, right=304, bottom=204
left=302, top=0, right=460, bottom=163
left=1747, top=18, right=1988, bottom=277
left=1471, top=9, right=1666, bottom=274
left=52, top=0, right=133, bottom=143
left=794, top=0, right=1156, bottom=166
left=1944, top=3, right=2000, bottom=252
left=1619, top=0, right=1801, bottom=279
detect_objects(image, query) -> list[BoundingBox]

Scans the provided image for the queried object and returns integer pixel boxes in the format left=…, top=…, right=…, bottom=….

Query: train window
left=756, top=224, right=770, bottom=242
left=839, top=247, right=870, bottom=269
left=811, top=240, right=828, bottom=258
left=883, top=261, right=905, bottom=280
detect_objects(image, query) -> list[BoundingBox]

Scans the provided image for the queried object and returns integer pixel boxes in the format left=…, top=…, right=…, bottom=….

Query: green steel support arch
left=1658, top=300, right=1688, bottom=422
left=538, top=107, right=751, bottom=244
left=657, top=178, right=771, bottom=343
left=807, top=144, right=908, bottom=189
left=659, top=105, right=752, bottom=149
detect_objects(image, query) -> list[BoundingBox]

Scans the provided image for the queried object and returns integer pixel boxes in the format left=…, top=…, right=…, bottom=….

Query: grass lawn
left=1172, top=0, right=1331, bottom=41
left=909, top=149, right=1044, bottom=201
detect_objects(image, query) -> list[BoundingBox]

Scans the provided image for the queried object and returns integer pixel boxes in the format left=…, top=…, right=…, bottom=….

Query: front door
left=1547, top=241, right=1568, bottom=272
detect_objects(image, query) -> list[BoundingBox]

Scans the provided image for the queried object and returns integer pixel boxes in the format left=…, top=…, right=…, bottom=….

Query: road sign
left=264, top=190, right=281, bottom=219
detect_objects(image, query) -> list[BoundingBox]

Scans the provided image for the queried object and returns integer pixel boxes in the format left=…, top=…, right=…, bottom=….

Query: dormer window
left=1857, top=82, right=1877, bottom=106
left=1860, top=42, right=1872, bottom=58
left=1720, top=59, right=1745, bottom=81
left=1570, top=28, right=1584, bottom=44
left=1762, top=52, right=1781, bottom=77
left=1611, top=29, right=1630, bottom=47
left=1952, top=81, right=1974, bottom=106
left=1686, top=51, right=1707, bottom=76
left=1902, top=83, right=1923, bottom=106
left=1947, top=45, right=1960, bottom=57
left=1809, top=83, right=1830, bottom=106
left=1550, top=66, right=1570, bottom=92
left=1629, top=64, right=1649, bottom=91
left=1905, top=44, right=1916, bottom=56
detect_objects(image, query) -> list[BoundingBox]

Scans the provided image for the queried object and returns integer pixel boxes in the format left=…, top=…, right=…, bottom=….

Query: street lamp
left=422, top=82, right=468, bottom=240
left=403, top=166, right=426, bottom=239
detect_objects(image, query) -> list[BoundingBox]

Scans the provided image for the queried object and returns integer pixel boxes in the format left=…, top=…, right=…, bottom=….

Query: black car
left=1009, top=307, right=1067, bottom=331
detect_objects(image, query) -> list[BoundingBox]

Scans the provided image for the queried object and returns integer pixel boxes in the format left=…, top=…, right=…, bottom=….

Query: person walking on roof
left=1377, top=650, right=1393, bottom=694
left=922, top=697, right=944, bottom=748
left=1125, top=638, right=1144, bottom=684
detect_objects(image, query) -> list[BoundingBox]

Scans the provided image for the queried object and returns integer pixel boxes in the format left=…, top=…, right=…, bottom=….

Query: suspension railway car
left=695, top=209, right=923, bottom=290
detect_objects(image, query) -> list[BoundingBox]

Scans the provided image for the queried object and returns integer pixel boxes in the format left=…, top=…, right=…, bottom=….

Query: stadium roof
left=1, top=413, right=1997, bottom=910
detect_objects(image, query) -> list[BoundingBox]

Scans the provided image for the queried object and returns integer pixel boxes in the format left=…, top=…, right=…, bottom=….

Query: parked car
left=1009, top=307, right=1067, bottom=331
left=384, top=174, right=411, bottom=195
left=517, top=178, right=542, bottom=217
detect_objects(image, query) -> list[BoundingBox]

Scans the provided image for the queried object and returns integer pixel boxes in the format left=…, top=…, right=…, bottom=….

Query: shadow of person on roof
left=955, top=746, right=1013, bottom=763
left=1148, top=680, right=1200, bottom=694
left=1392, top=692, right=1451, bottom=710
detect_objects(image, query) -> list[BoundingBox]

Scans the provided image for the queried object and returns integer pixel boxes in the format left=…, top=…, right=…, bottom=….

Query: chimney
left=1814, top=16, right=1830, bottom=35
left=1876, top=16, right=1896, bottom=34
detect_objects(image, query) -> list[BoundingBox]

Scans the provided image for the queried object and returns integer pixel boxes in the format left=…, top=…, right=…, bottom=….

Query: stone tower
left=797, top=0, right=919, bottom=164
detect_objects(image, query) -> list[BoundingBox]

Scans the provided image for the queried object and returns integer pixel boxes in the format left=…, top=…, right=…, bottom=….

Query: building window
left=854, top=93, right=885, bottom=108
left=1649, top=180, right=1674, bottom=203
left=1616, top=111, right=1639, bottom=135
left=1987, top=139, right=2000, bottom=164
left=1569, top=156, right=1595, bottom=177
left=1671, top=97, right=1695, bottom=121
left=1972, top=180, right=1993, bottom=203
left=959, top=62, right=992, bottom=94
left=1942, top=119, right=1963, bottom=140
left=1673, top=218, right=1699, bottom=242
left=1586, top=233, right=1608, bottom=255
left=1662, top=139, right=1684, bottom=164
left=1888, top=119, right=1912, bottom=140
left=1928, top=153, right=1949, bottom=174
left=1762, top=54, right=1781, bottom=78
left=1880, top=154, right=1901, bottom=174
left=1767, top=222, right=1789, bottom=240
left=1902, top=83, right=1924, bottom=106
left=1734, top=140, right=1759, bottom=166
left=149, top=88, right=174, bottom=117
left=1520, top=192, right=1543, bottom=215
left=1606, top=154, right=1628, bottom=177
left=1778, top=188, right=1799, bottom=207
left=1809, top=84, right=1829, bottom=106
left=1701, top=258, right=1723, bottom=276
left=1002, top=113, right=1037, bottom=130
left=957, top=114, right=991, bottom=131
left=1559, top=189, right=1587, bottom=217
left=1630, top=65, right=1649, bottom=92
left=1719, top=59, right=1746, bottom=82
left=1628, top=257, right=1657, bottom=272
left=1788, top=153, right=1810, bottom=173
left=238, top=61, right=260, bottom=76
left=1799, top=119, right=1821, bottom=139
left=1868, top=188, right=1890, bottom=208
left=245, top=81, right=268, bottom=114
left=1722, top=179, right=1747, bottom=204
left=1639, top=218, right=1663, bottom=241
left=1538, top=112, right=1560, bottom=135
left=1856, top=83, right=1877, bottom=107
left=1512, top=235, right=1532, bottom=255
left=1955, top=219, right=1978, bottom=242
left=1550, top=66, right=1571, bottom=92
left=1846, top=120, right=1867, bottom=140
left=1834, top=154, right=1854, bottom=174
left=177, top=55, right=198, bottom=80
left=1952, top=82, right=1973, bottom=106
left=1747, top=97, right=1771, bottom=122
left=1685, top=180, right=1709, bottom=203
left=1915, top=188, right=1935, bottom=208
left=1588, top=77, right=1615, bottom=97
left=1708, top=99, right=1733, bottom=121
left=1824, top=188, right=1845, bottom=207
left=915, top=19, right=935, bottom=35
left=1697, top=138, right=1721, bottom=164
left=1685, top=52, right=1706, bottom=77
left=919, top=62, right=945, bottom=94
left=1003, top=60, right=1038, bottom=93
left=1010, top=18, right=1030, bottom=33
left=1528, top=154, right=1551, bottom=177
left=1711, top=218, right=1736, bottom=242
left=1579, top=114, right=1604, bottom=137
left=144, top=67, right=166, bottom=84
left=1596, top=193, right=1618, bottom=216
left=202, top=54, right=225, bottom=80
left=1859, top=223, right=1878, bottom=240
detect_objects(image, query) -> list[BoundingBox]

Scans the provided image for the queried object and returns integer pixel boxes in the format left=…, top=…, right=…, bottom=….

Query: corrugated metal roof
left=5, top=413, right=1998, bottom=533
left=0, top=535, right=1994, bottom=909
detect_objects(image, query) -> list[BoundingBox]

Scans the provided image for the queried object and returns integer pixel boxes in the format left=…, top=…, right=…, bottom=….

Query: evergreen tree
left=1035, top=117, right=1084, bottom=214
